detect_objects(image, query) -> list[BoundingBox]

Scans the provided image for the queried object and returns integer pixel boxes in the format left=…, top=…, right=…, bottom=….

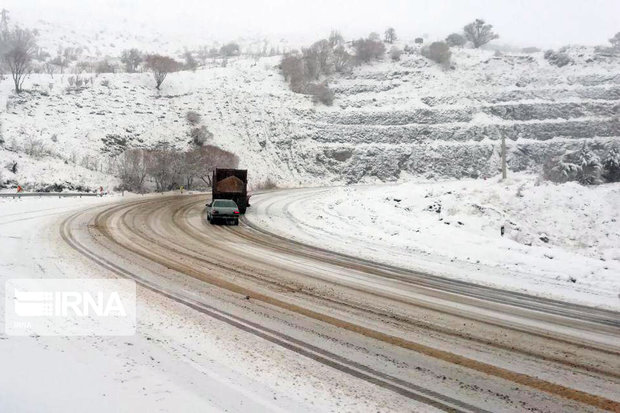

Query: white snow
left=246, top=173, right=620, bottom=310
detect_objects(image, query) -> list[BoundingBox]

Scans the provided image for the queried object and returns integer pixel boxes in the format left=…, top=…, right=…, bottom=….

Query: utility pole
left=501, top=136, right=507, bottom=180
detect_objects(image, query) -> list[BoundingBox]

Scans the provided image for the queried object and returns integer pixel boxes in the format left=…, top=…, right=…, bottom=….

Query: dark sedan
left=206, top=199, right=240, bottom=225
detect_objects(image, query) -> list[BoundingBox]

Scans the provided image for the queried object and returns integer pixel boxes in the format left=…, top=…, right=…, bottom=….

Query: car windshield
left=213, top=200, right=237, bottom=208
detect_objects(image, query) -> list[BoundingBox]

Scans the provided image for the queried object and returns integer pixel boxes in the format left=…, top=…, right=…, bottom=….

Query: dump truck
left=212, top=168, right=250, bottom=213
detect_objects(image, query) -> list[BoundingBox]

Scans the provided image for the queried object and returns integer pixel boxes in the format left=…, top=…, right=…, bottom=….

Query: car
left=206, top=199, right=240, bottom=225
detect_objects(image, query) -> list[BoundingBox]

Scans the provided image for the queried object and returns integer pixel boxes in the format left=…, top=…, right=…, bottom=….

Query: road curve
left=61, top=193, right=620, bottom=412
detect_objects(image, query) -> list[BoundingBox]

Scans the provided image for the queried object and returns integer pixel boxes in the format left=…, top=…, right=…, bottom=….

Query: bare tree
left=183, top=49, right=198, bottom=71
left=280, top=52, right=305, bottom=93
left=384, top=27, right=397, bottom=44
left=328, top=30, right=344, bottom=47
left=50, top=55, right=67, bottom=74
left=2, top=26, right=37, bottom=93
left=144, top=54, right=180, bottom=90
left=120, top=48, right=143, bottom=72
left=115, top=149, right=149, bottom=192
left=352, top=37, right=385, bottom=63
left=195, top=145, right=239, bottom=186
left=196, top=45, right=209, bottom=65
left=310, top=39, right=334, bottom=75
left=464, top=19, right=499, bottom=48
left=146, top=143, right=181, bottom=191
left=220, top=42, right=240, bottom=57
left=610, top=32, right=620, bottom=50
left=333, top=45, right=351, bottom=72
left=44, top=61, right=56, bottom=78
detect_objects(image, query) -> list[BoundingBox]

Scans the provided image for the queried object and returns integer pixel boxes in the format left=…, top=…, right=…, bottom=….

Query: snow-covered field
left=247, top=174, right=620, bottom=310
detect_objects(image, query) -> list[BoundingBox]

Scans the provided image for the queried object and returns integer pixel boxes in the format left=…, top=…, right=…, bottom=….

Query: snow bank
left=247, top=174, right=620, bottom=309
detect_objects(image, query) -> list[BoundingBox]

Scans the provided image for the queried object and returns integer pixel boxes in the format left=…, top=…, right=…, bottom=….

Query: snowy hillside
left=0, top=22, right=619, bottom=190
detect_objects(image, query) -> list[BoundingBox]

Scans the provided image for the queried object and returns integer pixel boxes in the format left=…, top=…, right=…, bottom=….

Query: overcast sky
left=4, top=0, right=619, bottom=47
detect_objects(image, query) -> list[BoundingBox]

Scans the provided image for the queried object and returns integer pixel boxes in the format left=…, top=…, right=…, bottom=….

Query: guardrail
left=0, top=192, right=103, bottom=199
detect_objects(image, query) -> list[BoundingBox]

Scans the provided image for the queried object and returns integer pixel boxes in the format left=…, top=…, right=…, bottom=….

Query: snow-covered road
left=246, top=174, right=620, bottom=310
left=1, top=193, right=619, bottom=412
left=1, top=195, right=418, bottom=412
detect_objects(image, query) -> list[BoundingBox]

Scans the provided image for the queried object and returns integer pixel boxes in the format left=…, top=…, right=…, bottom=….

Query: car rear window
left=213, top=200, right=237, bottom=207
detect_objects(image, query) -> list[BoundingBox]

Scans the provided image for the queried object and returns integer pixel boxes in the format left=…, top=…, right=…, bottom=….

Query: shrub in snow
left=96, top=60, right=116, bottom=74
left=220, top=42, right=240, bottom=57
left=445, top=33, right=466, bottom=47
left=389, top=46, right=402, bottom=62
left=544, top=50, right=573, bottom=67
left=186, top=110, right=202, bottom=126
left=190, top=126, right=213, bottom=146
left=352, top=37, right=385, bottom=64
left=421, top=41, right=451, bottom=66
left=543, top=144, right=602, bottom=185
left=121, top=48, right=143, bottom=73
left=603, top=146, right=620, bottom=182
left=575, top=144, right=602, bottom=185
left=254, top=177, right=278, bottom=190
left=333, top=45, right=351, bottom=73
left=307, top=82, right=334, bottom=106
left=521, top=47, right=541, bottom=54
left=544, top=156, right=580, bottom=183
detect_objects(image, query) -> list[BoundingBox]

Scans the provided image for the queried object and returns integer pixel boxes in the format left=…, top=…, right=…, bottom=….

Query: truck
left=211, top=168, right=250, bottom=213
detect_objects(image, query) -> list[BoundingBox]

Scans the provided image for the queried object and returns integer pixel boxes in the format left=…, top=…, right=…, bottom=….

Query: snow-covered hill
left=0, top=22, right=618, bottom=191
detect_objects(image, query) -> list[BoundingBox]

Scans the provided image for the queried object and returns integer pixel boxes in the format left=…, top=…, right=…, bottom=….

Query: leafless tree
left=610, top=32, right=620, bottom=50
left=44, top=61, right=56, bottom=78
left=115, top=149, right=149, bottom=192
left=120, top=48, right=143, bottom=72
left=384, top=27, right=397, bottom=44
left=328, top=30, right=344, bottom=47
left=302, top=47, right=320, bottom=80
left=145, top=143, right=182, bottom=191
left=194, top=145, right=239, bottom=186
left=220, top=42, right=240, bottom=57
left=183, top=49, right=198, bottom=71
left=2, top=26, right=37, bottom=93
left=464, top=19, right=499, bottom=48
left=144, top=54, right=180, bottom=90
left=333, top=45, right=351, bottom=73
left=310, top=39, right=334, bottom=75
left=196, top=45, right=209, bottom=65
left=352, top=37, right=385, bottom=64
left=280, top=52, right=305, bottom=93
left=50, top=55, right=67, bottom=74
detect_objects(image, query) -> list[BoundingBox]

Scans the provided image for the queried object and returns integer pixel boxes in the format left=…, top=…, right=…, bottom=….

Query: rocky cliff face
left=270, top=47, right=619, bottom=183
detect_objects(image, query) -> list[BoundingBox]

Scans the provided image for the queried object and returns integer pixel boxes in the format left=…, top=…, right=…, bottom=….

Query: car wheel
left=234, top=219, right=239, bottom=226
